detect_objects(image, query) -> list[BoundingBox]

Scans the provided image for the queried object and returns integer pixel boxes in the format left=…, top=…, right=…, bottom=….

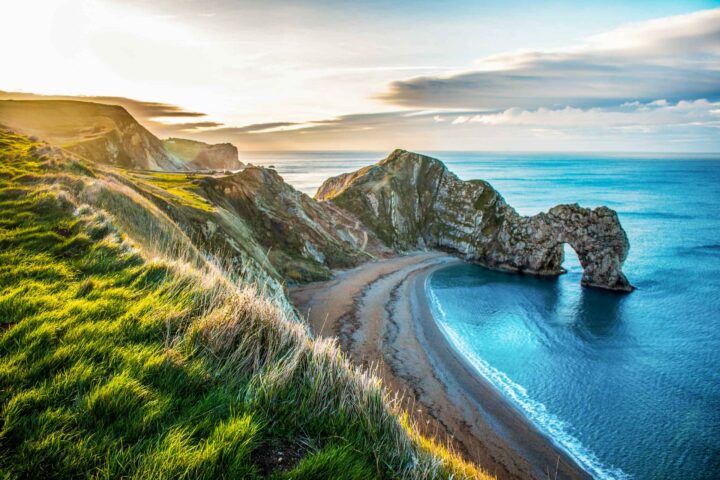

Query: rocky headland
left=0, top=101, right=632, bottom=291
left=0, top=100, right=187, bottom=171
left=193, top=165, right=391, bottom=282
left=317, top=149, right=633, bottom=291
left=0, top=100, right=244, bottom=173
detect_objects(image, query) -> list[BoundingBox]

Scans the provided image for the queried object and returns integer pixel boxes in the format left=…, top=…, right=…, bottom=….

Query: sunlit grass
left=0, top=130, right=491, bottom=479
left=127, top=170, right=214, bottom=212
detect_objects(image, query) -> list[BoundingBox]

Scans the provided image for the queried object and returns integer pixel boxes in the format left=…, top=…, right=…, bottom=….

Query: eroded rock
left=316, top=149, right=633, bottom=291
left=196, top=166, right=392, bottom=282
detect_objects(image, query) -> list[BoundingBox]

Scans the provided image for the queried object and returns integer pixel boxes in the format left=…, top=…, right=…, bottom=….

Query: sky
left=2, top=0, right=719, bottom=152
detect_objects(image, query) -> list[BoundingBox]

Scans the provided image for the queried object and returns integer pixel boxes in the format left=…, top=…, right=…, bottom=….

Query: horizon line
left=237, top=149, right=720, bottom=156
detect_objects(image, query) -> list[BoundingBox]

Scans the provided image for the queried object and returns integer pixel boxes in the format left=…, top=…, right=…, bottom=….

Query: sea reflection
left=569, top=288, right=627, bottom=339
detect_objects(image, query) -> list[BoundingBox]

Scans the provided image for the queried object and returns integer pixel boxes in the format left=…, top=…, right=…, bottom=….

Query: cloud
left=209, top=122, right=319, bottom=134
left=461, top=99, right=720, bottom=130
left=377, top=8, right=720, bottom=110
left=86, top=97, right=206, bottom=118
left=187, top=100, right=720, bottom=152
left=198, top=111, right=410, bottom=139
left=170, top=121, right=225, bottom=131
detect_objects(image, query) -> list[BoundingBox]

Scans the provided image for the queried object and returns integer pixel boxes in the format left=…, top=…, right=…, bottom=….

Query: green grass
left=0, top=130, right=490, bottom=479
left=127, top=171, right=214, bottom=212
left=0, top=136, right=254, bottom=478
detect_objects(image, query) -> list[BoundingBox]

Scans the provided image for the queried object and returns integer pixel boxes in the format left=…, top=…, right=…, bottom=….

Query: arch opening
left=560, top=242, right=583, bottom=275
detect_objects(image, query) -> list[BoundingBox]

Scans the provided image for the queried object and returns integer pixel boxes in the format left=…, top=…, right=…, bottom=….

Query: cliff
left=316, top=149, right=633, bottom=292
left=191, top=166, right=391, bottom=282
left=164, top=137, right=244, bottom=170
left=0, top=100, right=186, bottom=171
left=81, top=164, right=389, bottom=285
left=0, top=99, right=390, bottom=284
left=0, top=98, right=632, bottom=290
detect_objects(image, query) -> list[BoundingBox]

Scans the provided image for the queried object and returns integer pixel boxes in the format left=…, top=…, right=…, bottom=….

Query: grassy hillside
left=0, top=130, right=489, bottom=479
left=0, top=98, right=391, bottom=284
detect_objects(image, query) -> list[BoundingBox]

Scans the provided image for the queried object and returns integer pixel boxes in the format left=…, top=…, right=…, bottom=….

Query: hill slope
left=0, top=100, right=185, bottom=171
left=0, top=101, right=375, bottom=281
left=0, top=129, right=487, bottom=479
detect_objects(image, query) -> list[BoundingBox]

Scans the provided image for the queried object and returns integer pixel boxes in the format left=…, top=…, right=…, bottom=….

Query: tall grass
left=0, top=129, right=490, bottom=479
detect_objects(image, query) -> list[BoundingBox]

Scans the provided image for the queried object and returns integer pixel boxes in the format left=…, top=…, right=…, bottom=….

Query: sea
left=243, top=151, right=720, bottom=480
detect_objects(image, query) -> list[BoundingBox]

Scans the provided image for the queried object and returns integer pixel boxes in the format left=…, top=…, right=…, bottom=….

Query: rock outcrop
left=316, top=149, right=633, bottom=291
left=192, top=166, right=391, bottom=282
left=163, top=138, right=243, bottom=170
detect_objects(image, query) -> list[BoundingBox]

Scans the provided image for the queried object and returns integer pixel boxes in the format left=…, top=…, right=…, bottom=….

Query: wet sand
left=290, top=252, right=589, bottom=480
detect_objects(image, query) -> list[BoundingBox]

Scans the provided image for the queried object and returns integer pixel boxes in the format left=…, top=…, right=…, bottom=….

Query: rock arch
left=547, top=204, right=632, bottom=291
left=484, top=204, right=633, bottom=292
left=317, top=150, right=634, bottom=292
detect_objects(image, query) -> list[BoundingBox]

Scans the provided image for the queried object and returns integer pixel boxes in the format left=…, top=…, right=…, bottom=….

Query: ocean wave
left=425, top=281, right=631, bottom=480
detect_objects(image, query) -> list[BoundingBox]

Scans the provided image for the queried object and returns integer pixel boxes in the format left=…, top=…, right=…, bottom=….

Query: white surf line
left=424, top=279, right=631, bottom=480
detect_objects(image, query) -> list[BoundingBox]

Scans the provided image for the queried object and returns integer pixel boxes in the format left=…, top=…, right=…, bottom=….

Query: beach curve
left=290, top=252, right=590, bottom=480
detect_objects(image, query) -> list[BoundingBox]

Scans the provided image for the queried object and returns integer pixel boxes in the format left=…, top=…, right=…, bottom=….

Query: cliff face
left=163, top=138, right=243, bottom=170
left=0, top=100, right=185, bottom=171
left=0, top=111, right=388, bottom=286
left=317, top=149, right=633, bottom=291
left=194, top=166, right=391, bottom=282
left=98, top=165, right=390, bottom=285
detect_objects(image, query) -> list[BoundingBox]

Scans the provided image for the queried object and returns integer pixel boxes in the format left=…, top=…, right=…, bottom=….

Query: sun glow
left=3, top=1, right=718, bottom=152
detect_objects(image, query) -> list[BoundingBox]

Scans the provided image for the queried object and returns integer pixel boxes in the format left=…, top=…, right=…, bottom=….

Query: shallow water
left=249, top=150, right=720, bottom=479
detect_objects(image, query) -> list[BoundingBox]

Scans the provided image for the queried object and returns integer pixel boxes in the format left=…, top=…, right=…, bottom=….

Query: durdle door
left=316, top=149, right=633, bottom=292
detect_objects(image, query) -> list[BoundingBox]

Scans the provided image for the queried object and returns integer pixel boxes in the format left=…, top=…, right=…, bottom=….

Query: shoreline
left=290, top=252, right=589, bottom=480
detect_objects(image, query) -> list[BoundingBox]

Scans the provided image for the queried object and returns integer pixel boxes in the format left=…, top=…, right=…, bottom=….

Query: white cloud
left=464, top=99, right=720, bottom=129
left=379, top=8, right=720, bottom=110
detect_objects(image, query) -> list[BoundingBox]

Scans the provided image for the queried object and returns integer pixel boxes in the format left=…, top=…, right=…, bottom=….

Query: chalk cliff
left=1, top=101, right=241, bottom=172
left=194, top=166, right=391, bottom=282
left=316, top=149, right=632, bottom=291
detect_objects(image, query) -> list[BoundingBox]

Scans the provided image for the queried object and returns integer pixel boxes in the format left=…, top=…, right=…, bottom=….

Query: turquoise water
left=425, top=155, right=720, bottom=479
left=246, top=151, right=720, bottom=479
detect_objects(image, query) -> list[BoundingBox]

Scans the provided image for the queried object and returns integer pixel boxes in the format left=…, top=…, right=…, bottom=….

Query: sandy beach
left=290, top=252, right=590, bottom=480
